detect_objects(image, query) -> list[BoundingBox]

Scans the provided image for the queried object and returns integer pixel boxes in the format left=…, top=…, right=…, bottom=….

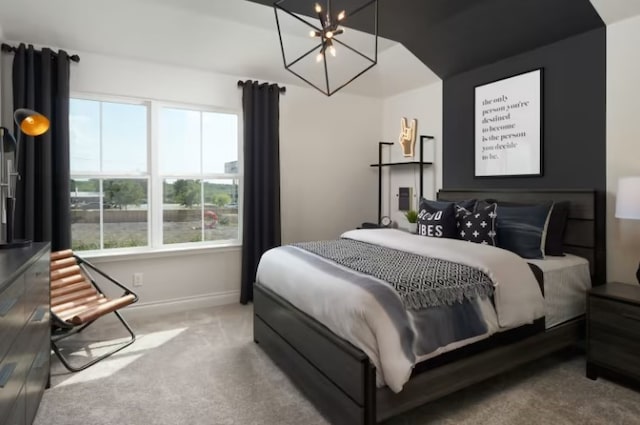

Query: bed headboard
left=437, top=189, right=606, bottom=286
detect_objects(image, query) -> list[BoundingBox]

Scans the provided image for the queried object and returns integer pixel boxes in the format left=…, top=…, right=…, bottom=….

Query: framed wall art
left=474, top=69, right=543, bottom=177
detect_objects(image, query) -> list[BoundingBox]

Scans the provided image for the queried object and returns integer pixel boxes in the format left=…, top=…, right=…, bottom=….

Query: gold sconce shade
left=14, top=108, right=50, bottom=136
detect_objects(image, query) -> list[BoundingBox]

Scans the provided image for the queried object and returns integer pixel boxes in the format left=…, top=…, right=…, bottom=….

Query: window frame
left=70, top=92, right=243, bottom=256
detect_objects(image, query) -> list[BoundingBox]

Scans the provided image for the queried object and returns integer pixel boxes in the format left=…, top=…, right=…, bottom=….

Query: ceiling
left=0, top=0, right=639, bottom=98
left=0, top=0, right=437, bottom=98
left=589, top=0, right=640, bottom=25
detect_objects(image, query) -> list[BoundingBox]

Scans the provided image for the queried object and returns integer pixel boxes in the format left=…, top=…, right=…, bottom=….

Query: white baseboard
left=122, top=291, right=241, bottom=319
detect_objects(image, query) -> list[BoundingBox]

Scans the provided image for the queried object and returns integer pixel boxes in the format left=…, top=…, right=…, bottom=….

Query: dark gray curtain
left=12, top=43, right=72, bottom=250
left=240, top=81, right=281, bottom=304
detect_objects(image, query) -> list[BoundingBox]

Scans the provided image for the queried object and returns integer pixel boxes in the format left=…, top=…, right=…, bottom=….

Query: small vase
left=407, top=222, right=417, bottom=234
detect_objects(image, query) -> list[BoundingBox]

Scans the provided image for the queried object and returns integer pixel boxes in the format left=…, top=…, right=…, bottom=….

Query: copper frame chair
left=50, top=249, right=139, bottom=372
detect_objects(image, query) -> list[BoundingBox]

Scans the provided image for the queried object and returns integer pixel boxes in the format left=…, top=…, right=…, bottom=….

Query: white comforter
left=256, top=229, right=544, bottom=392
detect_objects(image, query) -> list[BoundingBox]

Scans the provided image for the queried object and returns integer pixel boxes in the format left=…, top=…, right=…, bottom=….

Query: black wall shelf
left=370, top=161, right=433, bottom=167
left=375, top=135, right=435, bottom=225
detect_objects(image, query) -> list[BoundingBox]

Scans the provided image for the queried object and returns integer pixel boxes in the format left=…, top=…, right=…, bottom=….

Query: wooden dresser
left=587, top=282, right=640, bottom=383
left=0, top=243, right=50, bottom=425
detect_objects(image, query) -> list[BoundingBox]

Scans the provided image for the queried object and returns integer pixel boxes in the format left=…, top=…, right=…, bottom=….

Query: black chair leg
left=51, top=310, right=136, bottom=373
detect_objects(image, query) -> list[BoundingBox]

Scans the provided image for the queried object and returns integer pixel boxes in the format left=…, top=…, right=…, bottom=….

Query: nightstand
left=586, top=282, right=640, bottom=382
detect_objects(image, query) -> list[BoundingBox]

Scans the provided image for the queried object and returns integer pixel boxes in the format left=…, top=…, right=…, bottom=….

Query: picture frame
left=474, top=69, right=543, bottom=178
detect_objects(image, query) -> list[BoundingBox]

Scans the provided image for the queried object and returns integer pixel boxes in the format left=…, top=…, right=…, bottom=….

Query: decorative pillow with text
left=417, top=201, right=457, bottom=238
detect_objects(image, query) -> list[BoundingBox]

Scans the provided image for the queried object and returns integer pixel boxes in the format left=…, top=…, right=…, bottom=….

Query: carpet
left=36, top=304, right=640, bottom=425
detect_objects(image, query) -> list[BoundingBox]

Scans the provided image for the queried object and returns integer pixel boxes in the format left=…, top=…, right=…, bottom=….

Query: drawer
left=589, top=338, right=640, bottom=379
left=23, top=282, right=49, bottom=335
left=24, top=305, right=50, bottom=361
left=20, top=306, right=51, bottom=372
left=0, top=277, right=26, bottom=362
left=25, top=339, right=50, bottom=425
left=3, top=387, right=25, bottom=425
left=24, top=253, right=49, bottom=293
left=0, top=337, right=29, bottom=422
left=589, top=297, right=640, bottom=339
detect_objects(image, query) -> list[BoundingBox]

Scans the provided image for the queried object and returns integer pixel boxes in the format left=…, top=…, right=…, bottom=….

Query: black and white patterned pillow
left=455, top=203, right=497, bottom=246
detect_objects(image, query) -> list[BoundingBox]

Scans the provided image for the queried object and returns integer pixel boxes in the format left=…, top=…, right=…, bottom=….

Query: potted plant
left=404, top=210, right=418, bottom=233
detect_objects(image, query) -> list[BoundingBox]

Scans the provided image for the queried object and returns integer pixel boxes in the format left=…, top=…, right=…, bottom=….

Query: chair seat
left=69, top=294, right=136, bottom=325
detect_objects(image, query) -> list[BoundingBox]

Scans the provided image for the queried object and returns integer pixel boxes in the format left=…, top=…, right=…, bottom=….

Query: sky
left=70, top=99, right=238, bottom=176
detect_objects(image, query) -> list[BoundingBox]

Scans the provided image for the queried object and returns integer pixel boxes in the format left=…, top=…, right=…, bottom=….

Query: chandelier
left=274, top=0, right=378, bottom=96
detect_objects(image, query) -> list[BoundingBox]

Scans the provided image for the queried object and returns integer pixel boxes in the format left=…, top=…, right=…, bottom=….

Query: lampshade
left=14, top=108, right=50, bottom=136
left=615, top=176, right=640, bottom=220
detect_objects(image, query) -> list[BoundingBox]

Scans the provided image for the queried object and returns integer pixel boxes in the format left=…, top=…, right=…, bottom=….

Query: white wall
left=607, top=15, right=640, bottom=284
left=280, top=89, right=380, bottom=243
left=64, top=51, right=381, bottom=312
left=380, top=82, right=443, bottom=228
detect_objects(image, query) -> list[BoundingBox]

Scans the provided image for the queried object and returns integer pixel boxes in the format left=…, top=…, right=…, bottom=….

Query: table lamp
left=615, top=176, right=640, bottom=284
left=0, top=108, right=50, bottom=249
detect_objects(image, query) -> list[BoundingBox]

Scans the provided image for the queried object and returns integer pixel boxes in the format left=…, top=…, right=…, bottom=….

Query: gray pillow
left=496, top=203, right=552, bottom=259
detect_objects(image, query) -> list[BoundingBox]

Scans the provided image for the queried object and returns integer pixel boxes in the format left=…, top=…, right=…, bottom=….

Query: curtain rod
left=1, top=43, right=80, bottom=63
left=237, top=80, right=286, bottom=93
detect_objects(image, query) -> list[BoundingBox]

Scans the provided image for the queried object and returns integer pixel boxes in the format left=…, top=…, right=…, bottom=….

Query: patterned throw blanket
left=293, top=238, right=494, bottom=310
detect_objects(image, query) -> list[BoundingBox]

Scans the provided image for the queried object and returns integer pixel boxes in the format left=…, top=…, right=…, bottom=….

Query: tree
left=104, top=180, right=145, bottom=210
left=173, top=179, right=201, bottom=208
left=212, top=193, right=231, bottom=207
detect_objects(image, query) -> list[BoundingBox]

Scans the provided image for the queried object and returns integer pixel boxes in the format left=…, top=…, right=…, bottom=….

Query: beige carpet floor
left=35, top=304, right=640, bottom=425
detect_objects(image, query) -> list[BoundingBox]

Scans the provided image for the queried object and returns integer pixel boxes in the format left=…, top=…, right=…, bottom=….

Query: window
left=159, top=107, right=240, bottom=245
left=70, top=97, right=241, bottom=252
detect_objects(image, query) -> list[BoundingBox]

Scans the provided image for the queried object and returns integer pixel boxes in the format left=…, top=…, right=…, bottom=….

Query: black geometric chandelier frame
left=274, top=0, right=378, bottom=96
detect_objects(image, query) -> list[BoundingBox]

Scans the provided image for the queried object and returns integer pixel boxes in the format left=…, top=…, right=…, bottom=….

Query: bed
left=253, top=189, right=606, bottom=425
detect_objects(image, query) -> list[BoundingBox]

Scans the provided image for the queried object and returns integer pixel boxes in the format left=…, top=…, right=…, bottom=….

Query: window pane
left=202, top=112, right=238, bottom=174
left=70, top=99, right=100, bottom=173
left=103, top=179, right=149, bottom=249
left=160, top=108, right=201, bottom=175
left=71, top=178, right=101, bottom=250
left=163, top=179, right=202, bottom=244
left=102, top=102, right=148, bottom=173
left=204, top=179, right=239, bottom=242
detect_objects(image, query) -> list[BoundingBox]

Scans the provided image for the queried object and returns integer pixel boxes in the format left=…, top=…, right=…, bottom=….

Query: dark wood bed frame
left=254, top=189, right=606, bottom=425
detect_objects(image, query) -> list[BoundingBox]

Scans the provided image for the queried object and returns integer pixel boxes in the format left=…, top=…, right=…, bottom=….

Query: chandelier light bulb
left=309, top=30, right=317, bottom=37
left=316, top=52, right=324, bottom=62
left=315, top=3, right=322, bottom=13
left=326, top=31, right=333, bottom=39
left=337, top=10, right=346, bottom=21
left=329, top=46, right=336, bottom=57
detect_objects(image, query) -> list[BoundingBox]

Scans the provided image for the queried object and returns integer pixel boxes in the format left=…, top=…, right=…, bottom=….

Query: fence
left=71, top=208, right=238, bottom=224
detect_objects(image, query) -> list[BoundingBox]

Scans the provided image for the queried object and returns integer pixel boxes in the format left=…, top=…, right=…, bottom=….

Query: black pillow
left=455, top=203, right=497, bottom=246
left=417, top=201, right=457, bottom=238
left=427, top=198, right=477, bottom=211
left=478, top=199, right=569, bottom=256
left=495, top=203, right=552, bottom=259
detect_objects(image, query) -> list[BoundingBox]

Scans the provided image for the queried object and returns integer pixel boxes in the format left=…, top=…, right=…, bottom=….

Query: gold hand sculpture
left=399, top=117, right=417, bottom=157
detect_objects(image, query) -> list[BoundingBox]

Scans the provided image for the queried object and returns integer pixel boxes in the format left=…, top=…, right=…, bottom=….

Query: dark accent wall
left=443, top=28, right=606, bottom=191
